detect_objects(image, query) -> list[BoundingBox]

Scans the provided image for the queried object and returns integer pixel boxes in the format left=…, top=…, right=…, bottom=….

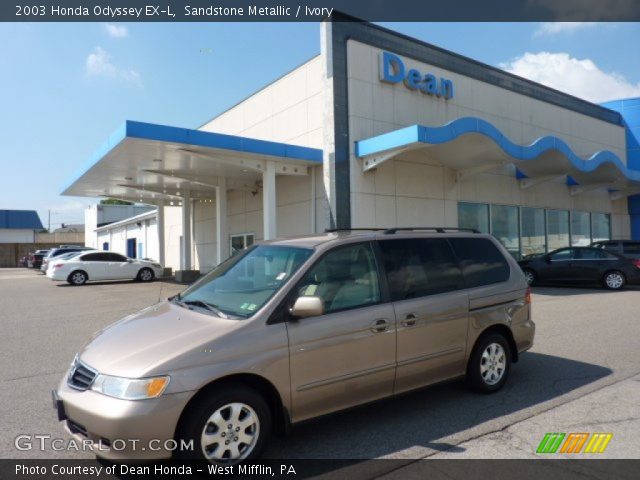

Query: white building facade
left=63, top=19, right=640, bottom=274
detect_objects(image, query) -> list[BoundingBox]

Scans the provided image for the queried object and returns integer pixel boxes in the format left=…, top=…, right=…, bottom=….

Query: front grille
left=68, top=360, right=98, bottom=390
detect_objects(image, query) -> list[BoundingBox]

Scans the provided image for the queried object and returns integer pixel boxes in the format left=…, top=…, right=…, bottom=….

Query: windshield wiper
left=182, top=300, right=228, bottom=319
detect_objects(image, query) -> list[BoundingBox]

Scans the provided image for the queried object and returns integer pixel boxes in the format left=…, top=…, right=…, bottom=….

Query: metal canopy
left=355, top=118, right=640, bottom=197
left=62, top=121, right=323, bottom=204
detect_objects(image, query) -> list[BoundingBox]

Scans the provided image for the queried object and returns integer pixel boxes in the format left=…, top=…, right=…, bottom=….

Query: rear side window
left=379, top=238, right=464, bottom=301
left=448, top=237, right=510, bottom=288
left=81, top=253, right=109, bottom=262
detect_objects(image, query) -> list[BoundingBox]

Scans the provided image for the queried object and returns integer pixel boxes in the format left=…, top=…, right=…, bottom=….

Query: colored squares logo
left=536, top=433, right=612, bottom=454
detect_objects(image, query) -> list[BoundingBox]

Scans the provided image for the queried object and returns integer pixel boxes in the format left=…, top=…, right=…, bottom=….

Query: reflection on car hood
left=78, top=301, right=241, bottom=378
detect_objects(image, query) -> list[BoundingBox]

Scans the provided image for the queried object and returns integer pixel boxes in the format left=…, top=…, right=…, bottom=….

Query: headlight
left=91, top=375, right=170, bottom=400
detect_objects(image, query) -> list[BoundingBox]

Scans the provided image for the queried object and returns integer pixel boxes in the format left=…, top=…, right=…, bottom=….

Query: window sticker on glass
left=276, top=272, right=287, bottom=281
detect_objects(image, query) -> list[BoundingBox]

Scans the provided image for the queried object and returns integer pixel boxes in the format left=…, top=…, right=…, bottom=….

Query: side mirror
left=544, top=255, right=552, bottom=264
left=127, top=258, right=134, bottom=263
left=290, top=296, right=324, bottom=319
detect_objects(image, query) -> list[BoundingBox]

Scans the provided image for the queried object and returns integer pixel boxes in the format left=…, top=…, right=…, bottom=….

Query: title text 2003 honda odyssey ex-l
left=53, top=228, right=535, bottom=463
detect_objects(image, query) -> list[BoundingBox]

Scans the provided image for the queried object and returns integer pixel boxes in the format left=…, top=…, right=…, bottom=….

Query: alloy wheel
left=480, top=343, right=506, bottom=386
left=524, top=270, right=535, bottom=285
left=200, top=402, right=260, bottom=463
left=605, top=272, right=624, bottom=289
left=140, top=269, right=153, bottom=281
left=71, top=272, right=86, bottom=285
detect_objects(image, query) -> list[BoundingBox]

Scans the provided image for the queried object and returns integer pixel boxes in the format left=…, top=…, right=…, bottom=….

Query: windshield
left=176, top=244, right=313, bottom=319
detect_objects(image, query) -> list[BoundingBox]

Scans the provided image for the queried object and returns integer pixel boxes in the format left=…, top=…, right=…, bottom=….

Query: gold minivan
left=53, top=229, right=535, bottom=463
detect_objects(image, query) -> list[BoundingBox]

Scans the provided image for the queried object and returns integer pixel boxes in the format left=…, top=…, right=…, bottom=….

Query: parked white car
left=46, top=251, right=163, bottom=285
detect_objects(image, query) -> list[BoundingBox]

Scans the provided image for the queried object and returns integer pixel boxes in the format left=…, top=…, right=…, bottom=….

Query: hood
left=79, top=301, right=242, bottom=378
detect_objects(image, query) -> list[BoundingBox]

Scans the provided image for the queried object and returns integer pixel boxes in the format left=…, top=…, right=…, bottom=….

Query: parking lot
left=1, top=268, right=639, bottom=463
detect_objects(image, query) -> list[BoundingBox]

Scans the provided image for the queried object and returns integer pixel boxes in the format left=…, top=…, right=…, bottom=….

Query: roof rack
left=324, top=227, right=480, bottom=234
left=383, top=227, right=480, bottom=234
left=324, top=228, right=388, bottom=233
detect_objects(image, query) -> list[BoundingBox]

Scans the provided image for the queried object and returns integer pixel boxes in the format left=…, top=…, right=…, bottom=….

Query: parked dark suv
left=591, top=240, right=640, bottom=260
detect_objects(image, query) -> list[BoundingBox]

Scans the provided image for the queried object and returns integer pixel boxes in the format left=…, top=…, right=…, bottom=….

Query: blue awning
left=0, top=210, right=43, bottom=230
left=355, top=117, right=640, bottom=195
left=62, top=121, right=323, bottom=202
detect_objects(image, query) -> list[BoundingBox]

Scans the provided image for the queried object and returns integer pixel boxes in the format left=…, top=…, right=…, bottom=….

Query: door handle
left=370, top=319, right=389, bottom=333
left=401, top=313, right=416, bottom=327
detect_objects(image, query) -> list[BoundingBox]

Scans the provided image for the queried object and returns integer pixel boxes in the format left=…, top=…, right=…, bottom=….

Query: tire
left=467, top=333, right=511, bottom=393
left=175, top=385, right=272, bottom=464
left=67, top=270, right=88, bottom=286
left=137, top=267, right=155, bottom=282
left=603, top=270, right=625, bottom=290
left=522, top=268, right=536, bottom=286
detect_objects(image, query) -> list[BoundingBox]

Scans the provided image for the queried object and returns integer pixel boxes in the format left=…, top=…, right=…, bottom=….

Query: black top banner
left=4, top=0, right=640, bottom=22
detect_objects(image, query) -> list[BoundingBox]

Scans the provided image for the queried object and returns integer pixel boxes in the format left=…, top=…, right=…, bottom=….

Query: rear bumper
left=47, top=270, right=66, bottom=281
left=54, top=377, right=194, bottom=461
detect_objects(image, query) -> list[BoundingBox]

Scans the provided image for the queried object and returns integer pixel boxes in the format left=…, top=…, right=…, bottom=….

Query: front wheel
left=603, top=271, right=625, bottom=290
left=137, top=267, right=155, bottom=282
left=522, top=268, right=536, bottom=286
left=467, top=333, right=511, bottom=393
left=175, top=385, right=271, bottom=464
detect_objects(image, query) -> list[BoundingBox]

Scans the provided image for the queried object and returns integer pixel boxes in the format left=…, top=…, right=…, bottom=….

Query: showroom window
left=571, top=211, right=591, bottom=246
left=458, top=202, right=489, bottom=233
left=520, top=207, right=546, bottom=256
left=230, top=233, right=255, bottom=255
left=490, top=205, right=520, bottom=258
left=458, top=203, right=612, bottom=257
left=546, top=210, right=570, bottom=251
left=591, top=213, right=611, bottom=242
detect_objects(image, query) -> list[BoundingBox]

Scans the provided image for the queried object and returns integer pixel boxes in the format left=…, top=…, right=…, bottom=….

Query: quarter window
left=549, top=248, right=575, bottom=261
left=448, top=238, right=510, bottom=287
left=379, top=238, right=464, bottom=301
left=298, top=243, right=380, bottom=314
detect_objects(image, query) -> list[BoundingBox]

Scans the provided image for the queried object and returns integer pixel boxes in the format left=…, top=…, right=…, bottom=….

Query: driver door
left=539, top=248, right=576, bottom=283
left=286, top=242, right=396, bottom=423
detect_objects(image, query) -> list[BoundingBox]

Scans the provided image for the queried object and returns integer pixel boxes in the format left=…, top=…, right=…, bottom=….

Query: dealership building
left=63, top=19, right=640, bottom=275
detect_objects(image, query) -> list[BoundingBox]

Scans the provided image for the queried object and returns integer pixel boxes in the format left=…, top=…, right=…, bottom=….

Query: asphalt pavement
left=1, top=268, right=638, bottom=464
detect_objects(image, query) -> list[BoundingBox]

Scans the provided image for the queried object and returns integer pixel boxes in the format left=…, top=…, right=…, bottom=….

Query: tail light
left=525, top=287, right=532, bottom=305
left=53, top=263, right=64, bottom=269
left=632, top=259, right=640, bottom=269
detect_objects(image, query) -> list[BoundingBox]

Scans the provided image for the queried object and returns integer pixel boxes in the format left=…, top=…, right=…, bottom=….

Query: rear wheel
left=137, top=267, right=155, bottom=282
left=467, top=333, right=511, bottom=393
left=176, top=385, right=271, bottom=464
left=603, top=271, right=625, bottom=290
left=67, top=270, right=88, bottom=286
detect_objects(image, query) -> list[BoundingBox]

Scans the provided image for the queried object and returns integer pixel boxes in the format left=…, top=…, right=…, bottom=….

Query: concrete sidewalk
left=426, top=373, right=640, bottom=459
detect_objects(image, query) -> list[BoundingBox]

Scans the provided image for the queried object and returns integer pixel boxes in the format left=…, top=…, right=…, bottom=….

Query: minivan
left=53, top=229, right=535, bottom=463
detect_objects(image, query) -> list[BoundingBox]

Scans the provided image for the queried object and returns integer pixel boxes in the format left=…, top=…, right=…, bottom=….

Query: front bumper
left=54, top=377, right=194, bottom=461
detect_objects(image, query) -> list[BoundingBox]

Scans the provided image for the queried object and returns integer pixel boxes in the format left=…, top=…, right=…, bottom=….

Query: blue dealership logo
left=380, top=51, right=454, bottom=100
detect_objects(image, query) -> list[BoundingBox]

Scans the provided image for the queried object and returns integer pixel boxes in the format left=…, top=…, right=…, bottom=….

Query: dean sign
left=380, top=51, right=454, bottom=100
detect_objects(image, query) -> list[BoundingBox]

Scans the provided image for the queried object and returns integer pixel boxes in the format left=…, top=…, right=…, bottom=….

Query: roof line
left=196, top=53, right=321, bottom=130
left=95, top=209, right=158, bottom=232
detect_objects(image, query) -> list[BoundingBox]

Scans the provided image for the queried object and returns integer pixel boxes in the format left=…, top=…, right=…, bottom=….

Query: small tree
left=100, top=198, right=133, bottom=205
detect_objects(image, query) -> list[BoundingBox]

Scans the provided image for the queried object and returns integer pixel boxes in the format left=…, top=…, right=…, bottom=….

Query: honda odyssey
left=53, top=228, right=535, bottom=463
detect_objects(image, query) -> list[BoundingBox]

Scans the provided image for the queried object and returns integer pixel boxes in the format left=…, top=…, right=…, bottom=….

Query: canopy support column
left=263, top=161, right=277, bottom=240
left=181, top=191, right=192, bottom=270
left=156, top=204, right=165, bottom=268
left=216, top=177, right=229, bottom=265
